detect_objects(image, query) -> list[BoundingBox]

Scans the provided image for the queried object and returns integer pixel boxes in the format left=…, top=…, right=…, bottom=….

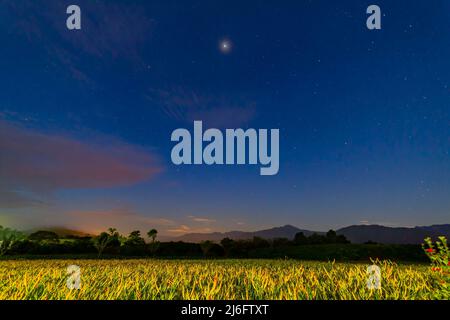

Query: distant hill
left=170, top=224, right=450, bottom=244
left=24, top=227, right=93, bottom=238
left=23, top=224, right=450, bottom=244
left=336, top=224, right=450, bottom=244
left=172, top=225, right=322, bottom=243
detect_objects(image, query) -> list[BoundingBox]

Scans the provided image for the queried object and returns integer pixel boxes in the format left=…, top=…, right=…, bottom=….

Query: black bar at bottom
left=1, top=300, right=449, bottom=318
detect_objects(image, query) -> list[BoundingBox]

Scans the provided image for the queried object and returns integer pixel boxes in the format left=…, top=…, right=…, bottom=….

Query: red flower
left=426, top=248, right=434, bottom=253
left=432, top=267, right=441, bottom=272
left=448, top=261, right=450, bottom=266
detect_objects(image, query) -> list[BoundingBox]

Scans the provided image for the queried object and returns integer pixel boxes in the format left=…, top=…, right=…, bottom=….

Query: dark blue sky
left=0, top=1, right=449, bottom=235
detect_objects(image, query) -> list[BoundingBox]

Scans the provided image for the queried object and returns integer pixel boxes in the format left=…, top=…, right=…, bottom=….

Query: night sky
left=0, top=1, right=449, bottom=235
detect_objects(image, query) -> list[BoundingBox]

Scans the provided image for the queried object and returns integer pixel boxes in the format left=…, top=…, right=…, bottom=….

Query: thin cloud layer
left=5, top=1, right=153, bottom=81
left=167, top=225, right=213, bottom=235
left=188, top=215, right=216, bottom=223
left=0, top=120, right=161, bottom=208
left=148, top=87, right=256, bottom=128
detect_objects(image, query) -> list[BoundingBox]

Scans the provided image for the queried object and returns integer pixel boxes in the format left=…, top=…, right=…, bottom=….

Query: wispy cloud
left=358, top=220, right=399, bottom=227
left=187, top=215, right=216, bottom=223
left=147, top=87, right=256, bottom=128
left=0, top=120, right=162, bottom=208
left=5, top=1, right=154, bottom=82
left=0, top=190, right=46, bottom=209
left=166, top=225, right=191, bottom=234
left=163, top=216, right=217, bottom=235
left=166, top=225, right=213, bottom=234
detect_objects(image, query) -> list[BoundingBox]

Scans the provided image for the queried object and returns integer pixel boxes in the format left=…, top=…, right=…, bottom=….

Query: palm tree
left=108, top=228, right=118, bottom=236
left=147, top=229, right=158, bottom=243
left=147, top=229, right=159, bottom=256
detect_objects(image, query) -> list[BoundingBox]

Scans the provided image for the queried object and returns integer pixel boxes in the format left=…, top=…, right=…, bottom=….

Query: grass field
left=0, top=259, right=448, bottom=300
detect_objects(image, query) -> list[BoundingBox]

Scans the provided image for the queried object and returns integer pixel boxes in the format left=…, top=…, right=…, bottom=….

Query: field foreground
left=0, top=259, right=447, bottom=300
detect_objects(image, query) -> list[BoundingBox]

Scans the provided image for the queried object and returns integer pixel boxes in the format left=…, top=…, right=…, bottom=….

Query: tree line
left=0, top=225, right=350, bottom=257
left=0, top=225, right=427, bottom=261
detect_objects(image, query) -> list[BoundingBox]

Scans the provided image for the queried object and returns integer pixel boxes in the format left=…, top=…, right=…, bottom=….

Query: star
left=219, top=39, right=232, bottom=54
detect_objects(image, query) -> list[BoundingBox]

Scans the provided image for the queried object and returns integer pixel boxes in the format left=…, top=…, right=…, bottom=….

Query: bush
left=423, top=236, right=450, bottom=299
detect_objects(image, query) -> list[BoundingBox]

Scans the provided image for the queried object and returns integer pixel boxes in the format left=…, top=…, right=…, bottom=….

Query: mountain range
left=170, top=224, right=450, bottom=244
left=166, top=225, right=319, bottom=243
left=28, top=224, right=450, bottom=245
left=24, top=227, right=93, bottom=237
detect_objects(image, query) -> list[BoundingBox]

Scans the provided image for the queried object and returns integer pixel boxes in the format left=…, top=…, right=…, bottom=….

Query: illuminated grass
left=0, top=259, right=447, bottom=300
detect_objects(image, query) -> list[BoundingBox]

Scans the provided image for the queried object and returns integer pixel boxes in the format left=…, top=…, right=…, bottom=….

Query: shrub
left=423, top=236, right=449, bottom=299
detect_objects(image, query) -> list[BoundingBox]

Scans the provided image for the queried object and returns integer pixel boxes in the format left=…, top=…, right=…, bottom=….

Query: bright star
left=219, top=39, right=232, bottom=53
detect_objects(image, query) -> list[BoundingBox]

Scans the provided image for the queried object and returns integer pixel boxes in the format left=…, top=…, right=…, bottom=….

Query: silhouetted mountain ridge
left=171, top=224, right=450, bottom=244
left=173, top=225, right=320, bottom=243
left=24, top=226, right=93, bottom=237
left=337, top=224, right=450, bottom=244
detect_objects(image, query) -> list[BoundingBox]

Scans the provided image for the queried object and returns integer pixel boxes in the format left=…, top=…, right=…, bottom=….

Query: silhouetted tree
left=220, top=237, right=235, bottom=256
left=200, top=240, right=214, bottom=257
left=308, top=233, right=327, bottom=244
left=93, top=228, right=120, bottom=257
left=294, top=232, right=308, bottom=245
left=125, top=230, right=145, bottom=246
left=336, top=234, right=350, bottom=244
left=326, top=230, right=337, bottom=243
left=146, top=229, right=160, bottom=255
left=147, top=229, right=158, bottom=243
left=273, top=237, right=291, bottom=247
left=93, top=232, right=110, bottom=257
left=208, top=243, right=225, bottom=257
left=252, top=236, right=270, bottom=249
